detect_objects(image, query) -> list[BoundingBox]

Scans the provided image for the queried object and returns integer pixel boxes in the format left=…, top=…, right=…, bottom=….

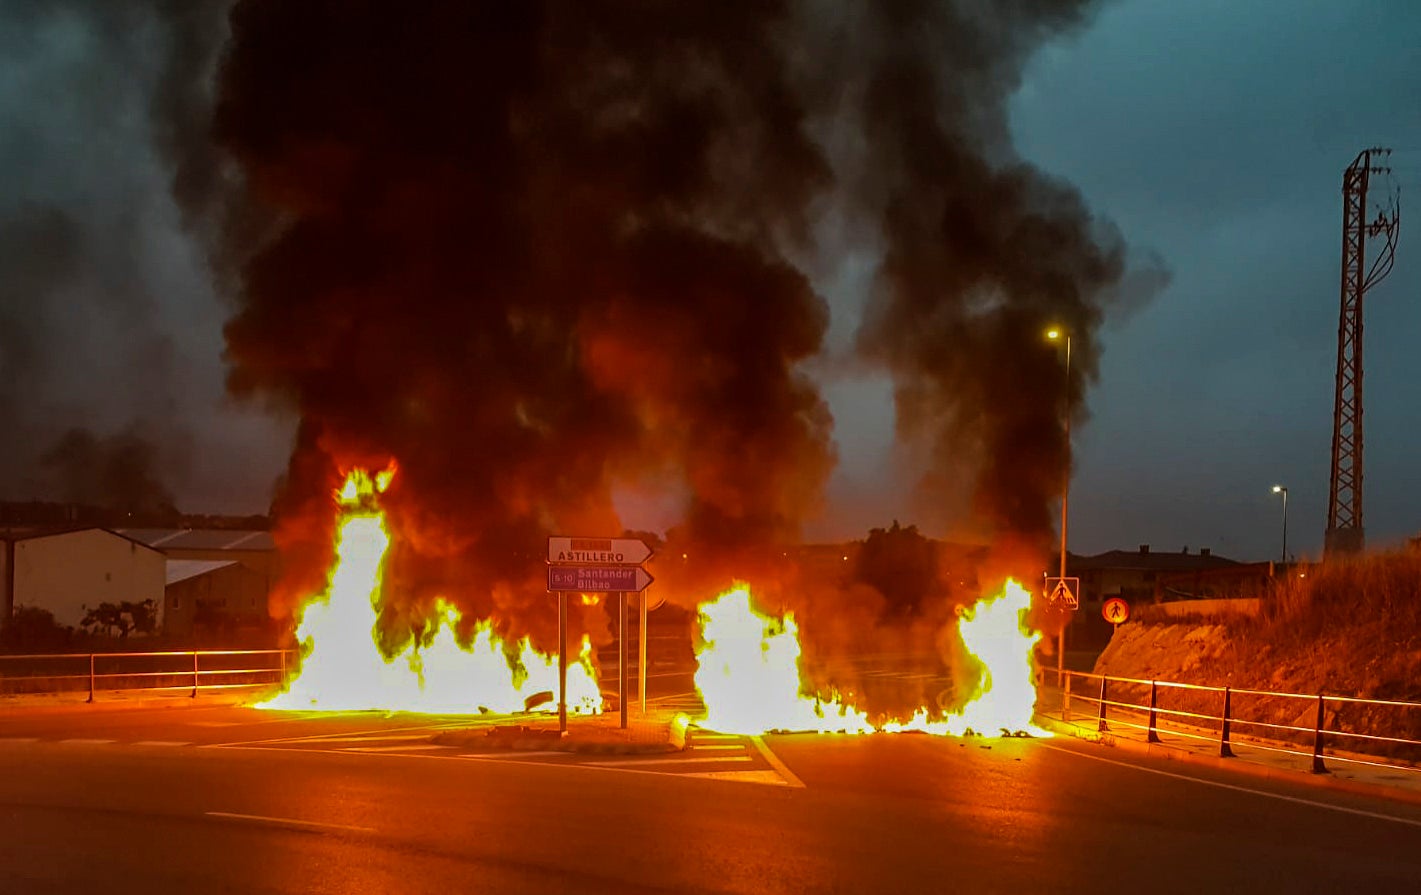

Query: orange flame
left=692, top=579, right=1047, bottom=737
left=257, top=468, right=601, bottom=714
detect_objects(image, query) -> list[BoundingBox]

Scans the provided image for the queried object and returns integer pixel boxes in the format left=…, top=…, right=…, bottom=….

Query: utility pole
left=1326, top=148, right=1400, bottom=557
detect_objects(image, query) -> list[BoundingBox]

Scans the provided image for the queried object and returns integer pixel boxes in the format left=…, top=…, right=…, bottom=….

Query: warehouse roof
left=117, top=529, right=275, bottom=551
left=1, top=525, right=164, bottom=553
left=165, top=559, right=239, bottom=586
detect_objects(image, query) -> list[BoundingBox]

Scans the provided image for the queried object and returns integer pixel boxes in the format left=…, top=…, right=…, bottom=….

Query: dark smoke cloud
left=210, top=1, right=1159, bottom=662
left=215, top=1, right=836, bottom=650
left=843, top=0, right=1169, bottom=557
left=0, top=0, right=271, bottom=513
left=40, top=427, right=177, bottom=515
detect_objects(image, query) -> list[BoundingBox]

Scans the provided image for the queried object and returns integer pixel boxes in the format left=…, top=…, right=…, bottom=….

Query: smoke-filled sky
left=1, top=0, right=1418, bottom=562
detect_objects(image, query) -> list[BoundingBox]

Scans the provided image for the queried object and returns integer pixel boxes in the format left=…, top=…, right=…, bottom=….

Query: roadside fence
left=0, top=649, right=294, bottom=702
left=1054, top=669, right=1421, bottom=776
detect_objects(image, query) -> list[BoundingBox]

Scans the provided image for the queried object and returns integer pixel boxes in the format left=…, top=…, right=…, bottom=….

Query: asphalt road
left=2, top=702, right=1419, bottom=894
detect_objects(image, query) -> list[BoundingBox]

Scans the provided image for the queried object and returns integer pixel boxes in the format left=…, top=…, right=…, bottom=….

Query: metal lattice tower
left=1326, top=147, right=1400, bottom=556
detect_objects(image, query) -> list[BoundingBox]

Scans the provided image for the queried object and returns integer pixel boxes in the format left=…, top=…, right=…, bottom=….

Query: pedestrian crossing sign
left=1044, top=576, right=1079, bottom=609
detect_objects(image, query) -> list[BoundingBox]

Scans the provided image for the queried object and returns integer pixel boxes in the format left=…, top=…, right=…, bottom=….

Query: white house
left=2, top=527, right=166, bottom=632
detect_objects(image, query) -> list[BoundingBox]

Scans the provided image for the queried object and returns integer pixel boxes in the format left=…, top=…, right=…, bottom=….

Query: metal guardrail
left=1055, top=669, right=1421, bottom=775
left=0, top=649, right=294, bottom=702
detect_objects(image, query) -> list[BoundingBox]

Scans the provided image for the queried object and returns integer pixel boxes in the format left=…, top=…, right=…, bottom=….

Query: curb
left=1036, top=714, right=1421, bottom=808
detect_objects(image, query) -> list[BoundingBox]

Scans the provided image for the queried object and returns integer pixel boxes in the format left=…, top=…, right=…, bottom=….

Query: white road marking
left=345, top=744, right=453, bottom=753
left=691, top=744, right=746, bottom=751
left=283, top=733, right=435, bottom=745
left=206, top=720, right=477, bottom=748
left=683, top=770, right=790, bottom=786
left=205, top=811, right=374, bottom=834
left=1042, top=741, right=1421, bottom=829
left=751, top=736, right=806, bottom=789
left=588, top=755, right=754, bottom=767
left=58, top=739, right=114, bottom=745
left=209, top=743, right=809, bottom=789
left=690, top=734, right=742, bottom=743
left=0, top=737, right=38, bottom=744
left=132, top=741, right=191, bottom=747
left=457, top=751, right=575, bottom=760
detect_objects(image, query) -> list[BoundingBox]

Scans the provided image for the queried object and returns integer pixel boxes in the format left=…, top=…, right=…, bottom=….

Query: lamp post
left=1271, top=485, right=1288, bottom=565
left=1046, top=328, right=1072, bottom=682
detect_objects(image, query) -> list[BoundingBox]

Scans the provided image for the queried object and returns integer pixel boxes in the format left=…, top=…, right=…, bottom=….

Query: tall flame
left=258, top=469, right=602, bottom=714
left=694, top=587, right=873, bottom=734
left=692, top=579, right=1046, bottom=736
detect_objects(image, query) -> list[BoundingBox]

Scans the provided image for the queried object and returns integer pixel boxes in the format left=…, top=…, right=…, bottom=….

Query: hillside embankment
left=1092, top=549, right=1421, bottom=756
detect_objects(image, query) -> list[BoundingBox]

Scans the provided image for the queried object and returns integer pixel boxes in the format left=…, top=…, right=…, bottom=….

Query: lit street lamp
left=1046, top=327, right=1072, bottom=682
left=1271, top=485, right=1288, bottom=565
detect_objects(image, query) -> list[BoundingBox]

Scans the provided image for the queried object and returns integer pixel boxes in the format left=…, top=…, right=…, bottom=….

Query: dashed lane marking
left=201, top=743, right=801, bottom=787
left=683, top=770, right=792, bottom=786
left=586, top=755, right=754, bottom=767
left=345, top=744, right=454, bottom=753
left=690, top=744, right=747, bottom=751
left=0, top=737, right=38, bottom=744
left=58, top=739, right=115, bottom=745
left=132, top=741, right=192, bottom=747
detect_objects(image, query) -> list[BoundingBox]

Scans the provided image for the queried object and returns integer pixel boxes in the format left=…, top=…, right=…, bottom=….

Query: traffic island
left=432, top=711, right=689, bottom=755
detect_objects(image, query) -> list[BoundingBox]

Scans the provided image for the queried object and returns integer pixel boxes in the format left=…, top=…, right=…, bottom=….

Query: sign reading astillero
left=546, top=536, right=653, bottom=565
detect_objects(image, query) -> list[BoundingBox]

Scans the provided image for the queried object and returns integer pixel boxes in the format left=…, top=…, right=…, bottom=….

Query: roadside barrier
left=0, top=649, right=294, bottom=702
left=1055, top=669, right=1421, bottom=776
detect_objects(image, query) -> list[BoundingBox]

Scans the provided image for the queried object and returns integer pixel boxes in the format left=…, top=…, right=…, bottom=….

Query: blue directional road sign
left=547, top=565, right=654, bottom=593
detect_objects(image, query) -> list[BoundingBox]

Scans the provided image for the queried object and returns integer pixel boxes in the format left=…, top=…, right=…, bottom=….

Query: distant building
left=1, top=527, right=166, bottom=631
left=1069, top=544, right=1271, bottom=607
left=164, top=560, right=271, bottom=637
left=118, top=529, right=277, bottom=634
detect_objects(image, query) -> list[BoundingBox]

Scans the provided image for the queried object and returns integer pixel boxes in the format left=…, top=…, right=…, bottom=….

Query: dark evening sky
left=1, top=1, right=1418, bottom=562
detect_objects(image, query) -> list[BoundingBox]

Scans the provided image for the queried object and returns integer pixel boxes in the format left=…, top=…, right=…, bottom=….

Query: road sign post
left=547, top=535, right=655, bottom=730
left=640, top=588, right=648, bottom=716
left=1044, top=576, right=1080, bottom=686
left=619, top=592, right=628, bottom=730
left=557, top=591, right=567, bottom=735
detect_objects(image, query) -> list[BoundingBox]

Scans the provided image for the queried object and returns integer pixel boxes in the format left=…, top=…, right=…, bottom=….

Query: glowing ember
left=694, top=587, right=872, bottom=734
left=692, top=579, right=1047, bottom=737
left=258, top=469, right=602, bottom=714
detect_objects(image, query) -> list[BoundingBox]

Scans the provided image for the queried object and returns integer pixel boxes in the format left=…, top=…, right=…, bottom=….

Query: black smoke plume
left=215, top=1, right=836, bottom=650
left=210, top=2, right=1157, bottom=665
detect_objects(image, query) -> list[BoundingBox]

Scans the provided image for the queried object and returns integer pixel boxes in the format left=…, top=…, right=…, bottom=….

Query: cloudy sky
left=2, top=0, right=1418, bottom=561
left=818, top=0, right=1421, bottom=560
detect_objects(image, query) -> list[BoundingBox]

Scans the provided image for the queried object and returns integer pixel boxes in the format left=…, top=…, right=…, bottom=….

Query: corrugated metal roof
left=117, top=528, right=275, bottom=551
left=166, top=559, right=239, bottom=586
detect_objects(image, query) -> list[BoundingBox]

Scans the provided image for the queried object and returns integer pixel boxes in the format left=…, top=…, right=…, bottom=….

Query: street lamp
left=1046, top=327, right=1072, bottom=681
left=1271, top=485, right=1288, bottom=565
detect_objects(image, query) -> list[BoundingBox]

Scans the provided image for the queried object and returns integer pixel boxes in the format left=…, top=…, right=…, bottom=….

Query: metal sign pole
left=639, top=587, right=648, bottom=715
left=558, top=591, right=567, bottom=735
left=619, top=592, right=628, bottom=730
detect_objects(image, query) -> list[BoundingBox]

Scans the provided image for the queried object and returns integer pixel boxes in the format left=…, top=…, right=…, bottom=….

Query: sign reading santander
left=546, top=536, right=654, bottom=566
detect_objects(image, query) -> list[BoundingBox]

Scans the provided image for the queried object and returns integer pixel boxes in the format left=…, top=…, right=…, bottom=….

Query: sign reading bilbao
left=547, top=565, right=654, bottom=594
left=546, top=536, right=653, bottom=565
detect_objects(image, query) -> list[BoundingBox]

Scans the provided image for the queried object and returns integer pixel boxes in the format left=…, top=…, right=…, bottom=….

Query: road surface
left=2, top=702, right=1418, bottom=894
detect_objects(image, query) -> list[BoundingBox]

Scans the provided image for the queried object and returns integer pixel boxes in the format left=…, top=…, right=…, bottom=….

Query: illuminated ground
left=2, top=702, right=1419, bottom=893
